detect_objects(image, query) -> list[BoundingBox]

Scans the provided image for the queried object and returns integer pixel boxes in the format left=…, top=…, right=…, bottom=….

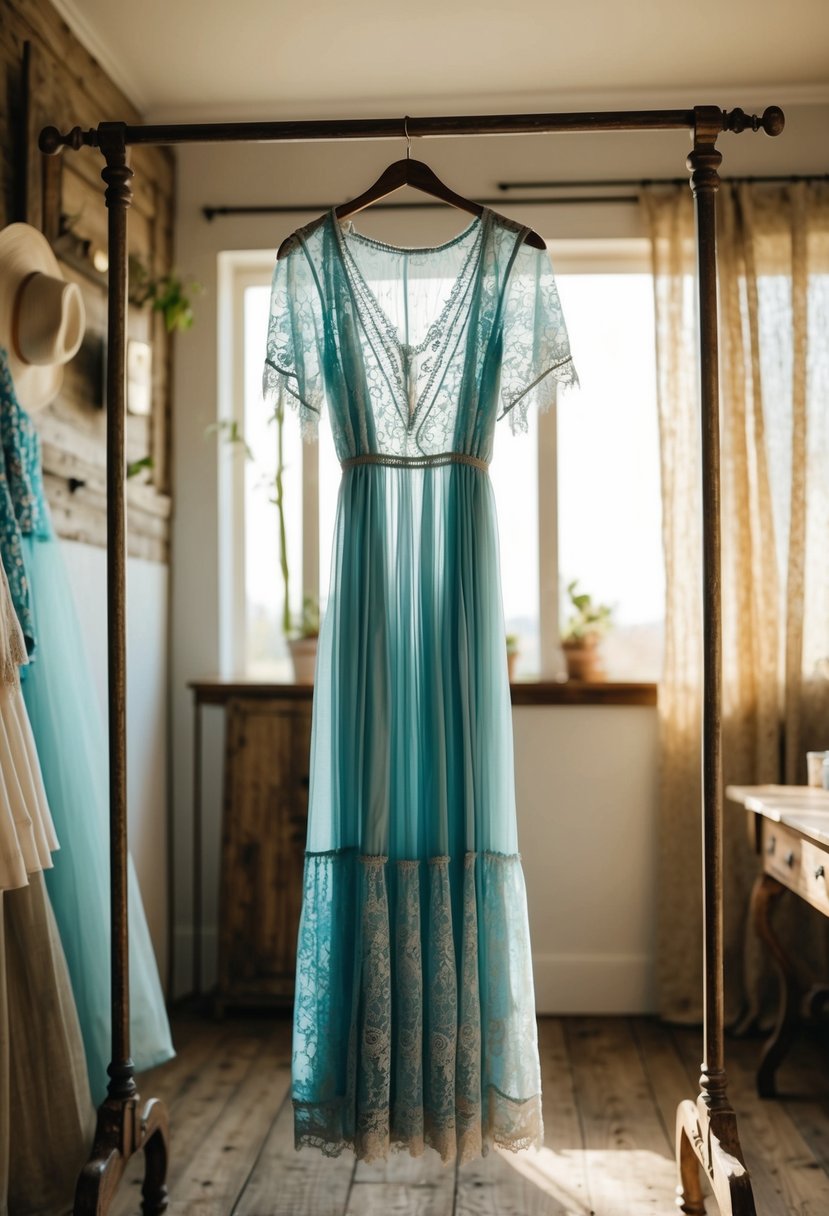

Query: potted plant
left=561, top=580, right=613, bottom=682
left=288, top=594, right=320, bottom=684
left=506, top=634, right=520, bottom=682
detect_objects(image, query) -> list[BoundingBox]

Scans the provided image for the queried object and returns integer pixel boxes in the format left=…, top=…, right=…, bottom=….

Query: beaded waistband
left=341, top=452, right=489, bottom=473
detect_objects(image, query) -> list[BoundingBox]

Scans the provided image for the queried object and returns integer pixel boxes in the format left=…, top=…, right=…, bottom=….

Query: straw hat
left=0, top=222, right=85, bottom=410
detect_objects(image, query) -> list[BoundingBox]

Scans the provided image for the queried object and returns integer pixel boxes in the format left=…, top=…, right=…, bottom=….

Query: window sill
left=190, top=679, right=657, bottom=708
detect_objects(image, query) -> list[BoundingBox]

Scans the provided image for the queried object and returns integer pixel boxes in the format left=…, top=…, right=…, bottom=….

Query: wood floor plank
left=672, top=1025, right=829, bottom=1216
left=564, top=1017, right=676, bottom=1216
left=355, top=1147, right=451, bottom=1184
left=111, top=1019, right=275, bottom=1215
left=233, top=1090, right=355, bottom=1215
left=777, top=1031, right=829, bottom=1173
left=107, top=1012, right=829, bottom=1216
left=165, top=1029, right=292, bottom=1213
left=454, top=1017, right=591, bottom=1216
left=631, top=1019, right=714, bottom=1204
left=344, top=1176, right=456, bottom=1216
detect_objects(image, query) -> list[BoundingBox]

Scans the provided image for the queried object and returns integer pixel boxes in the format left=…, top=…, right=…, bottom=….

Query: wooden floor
left=111, top=1011, right=829, bottom=1215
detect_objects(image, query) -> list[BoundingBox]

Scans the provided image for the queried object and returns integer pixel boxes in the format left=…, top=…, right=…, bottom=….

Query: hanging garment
left=0, top=554, right=94, bottom=1216
left=264, top=207, right=577, bottom=1163
left=0, top=348, right=174, bottom=1105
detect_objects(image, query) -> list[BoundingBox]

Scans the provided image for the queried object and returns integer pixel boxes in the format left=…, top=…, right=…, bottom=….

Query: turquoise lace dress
left=264, top=208, right=576, bottom=1164
left=0, top=349, right=174, bottom=1104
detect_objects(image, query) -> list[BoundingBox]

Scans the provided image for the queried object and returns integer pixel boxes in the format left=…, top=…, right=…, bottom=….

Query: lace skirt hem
left=293, top=1086, right=543, bottom=1165
left=292, top=849, right=542, bottom=1165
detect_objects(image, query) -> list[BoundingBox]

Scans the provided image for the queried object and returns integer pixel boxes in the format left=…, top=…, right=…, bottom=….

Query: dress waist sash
left=340, top=452, right=489, bottom=473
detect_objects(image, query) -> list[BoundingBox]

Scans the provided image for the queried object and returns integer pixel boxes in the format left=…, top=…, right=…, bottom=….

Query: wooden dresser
left=190, top=685, right=313, bottom=1014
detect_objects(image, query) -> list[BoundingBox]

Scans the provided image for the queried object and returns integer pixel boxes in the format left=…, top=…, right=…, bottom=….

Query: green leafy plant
left=505, top=633, right=520, bottom=657
left=129, top=255, right=203, bottom=332
left=205, top=419, right=253, bottom=460
left=126, top=455, right=154, bottom=479
left=561, top=580, right=614, bottom=644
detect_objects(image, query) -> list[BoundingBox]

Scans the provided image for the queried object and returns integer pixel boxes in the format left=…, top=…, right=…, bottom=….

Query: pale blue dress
left=0, top=350, right=174, bottom=1104
left=263, top=208, right=576, bottom=1164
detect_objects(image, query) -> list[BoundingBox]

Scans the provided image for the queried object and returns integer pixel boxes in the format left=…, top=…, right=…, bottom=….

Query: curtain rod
left=498, top=171, right=829, bottom=190
left=202, top=170, right=827, bottom=220
left=39, top=105, right=783, bottom=153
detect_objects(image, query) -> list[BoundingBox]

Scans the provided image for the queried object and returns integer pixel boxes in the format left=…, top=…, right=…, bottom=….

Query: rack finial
left=724, top=106, right=785, bottom=136
left=39, top=125, right=100, bottom=155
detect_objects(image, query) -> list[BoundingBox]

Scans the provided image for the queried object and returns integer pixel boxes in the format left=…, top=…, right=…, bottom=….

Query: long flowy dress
left=0, top=349, right=174, bottom=1105
left=263, top=207, right=577, bottom=1165
left=0, top=553, right=95, bottom=1215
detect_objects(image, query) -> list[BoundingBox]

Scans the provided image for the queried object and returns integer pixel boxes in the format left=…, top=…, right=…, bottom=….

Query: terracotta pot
left=562, top=635, right=605, bottom=682
left=289, top=635, right=318, bottom=684
left=507, top=649, right=518, bottom=682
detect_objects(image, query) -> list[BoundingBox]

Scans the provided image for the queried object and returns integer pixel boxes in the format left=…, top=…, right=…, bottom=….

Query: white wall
left=62, top=540, right=169, bottom=986
left=170, top=97, right=827, bottom=1006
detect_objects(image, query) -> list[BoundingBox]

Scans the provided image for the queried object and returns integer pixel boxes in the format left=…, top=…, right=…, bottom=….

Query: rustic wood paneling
left=1, top=0, right=175, bottom=561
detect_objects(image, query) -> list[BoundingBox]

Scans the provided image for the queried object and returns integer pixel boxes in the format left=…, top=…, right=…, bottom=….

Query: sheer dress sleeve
left=497, top=240, right=578, bottom=434
left=262, top=240, right=327, bottom=441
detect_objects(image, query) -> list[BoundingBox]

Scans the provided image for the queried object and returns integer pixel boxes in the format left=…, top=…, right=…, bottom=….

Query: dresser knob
left=816, top=865, right=826, bottom=880
left=785, top=851, right=795, bottom=868
left=766, top=836, right=776, bottom=854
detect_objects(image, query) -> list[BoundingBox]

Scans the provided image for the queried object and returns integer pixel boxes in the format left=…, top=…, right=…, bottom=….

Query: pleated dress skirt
left=291, top=459, right=543, bottom=1164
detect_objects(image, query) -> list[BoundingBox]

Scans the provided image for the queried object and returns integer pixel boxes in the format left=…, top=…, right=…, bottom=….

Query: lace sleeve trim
left=263, top=357, right=322, bottom=417
left=496, top=353, right=577, bottom=422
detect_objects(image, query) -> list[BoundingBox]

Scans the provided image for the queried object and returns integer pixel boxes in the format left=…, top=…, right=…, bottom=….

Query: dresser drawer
left=762, top=819, right=829, bottom=916
left=762, top=820, right=802, bottom=888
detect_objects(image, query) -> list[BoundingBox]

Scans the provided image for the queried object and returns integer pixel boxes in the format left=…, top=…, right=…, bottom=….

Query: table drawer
left=762, top=819, right=829, bottom=916
left=762, top=820, right=802, bottom=887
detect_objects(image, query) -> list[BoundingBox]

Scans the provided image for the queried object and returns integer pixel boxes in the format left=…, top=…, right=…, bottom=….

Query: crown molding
left=49, top=0, right=149, bottom=113
left=38, top=5, right=829, bottom=127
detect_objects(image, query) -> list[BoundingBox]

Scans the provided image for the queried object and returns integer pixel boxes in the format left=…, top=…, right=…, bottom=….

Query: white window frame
left=220, top=237, right=653, bottom=682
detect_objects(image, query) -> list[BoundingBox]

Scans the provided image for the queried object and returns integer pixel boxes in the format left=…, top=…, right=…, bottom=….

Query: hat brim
left=0, top=224, right=68, bottom=410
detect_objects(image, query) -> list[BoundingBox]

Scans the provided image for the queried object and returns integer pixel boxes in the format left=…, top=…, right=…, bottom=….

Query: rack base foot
left=74, top=1093, right=169, bottom=1215
left=676, top=1096, right=756, bottom=1216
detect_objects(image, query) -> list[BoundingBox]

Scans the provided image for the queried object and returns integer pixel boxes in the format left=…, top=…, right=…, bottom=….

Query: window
left=226, top=238, right=664, bottom=683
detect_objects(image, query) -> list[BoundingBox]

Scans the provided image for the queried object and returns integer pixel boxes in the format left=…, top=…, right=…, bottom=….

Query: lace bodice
left=263, top=208, right=577, bottom=463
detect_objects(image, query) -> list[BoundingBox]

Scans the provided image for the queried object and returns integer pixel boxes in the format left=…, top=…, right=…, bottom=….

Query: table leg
left=751, top=871, right=802, bottom=1098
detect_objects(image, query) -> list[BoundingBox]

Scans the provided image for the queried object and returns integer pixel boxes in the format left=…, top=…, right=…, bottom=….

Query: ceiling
left=55, top=0, right=829, bottom=121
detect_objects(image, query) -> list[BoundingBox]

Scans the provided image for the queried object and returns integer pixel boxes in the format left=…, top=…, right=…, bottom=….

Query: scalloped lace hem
left=293, top=1086, right=543, bottom=1166
left=291, top=848, right=543, bottom=1165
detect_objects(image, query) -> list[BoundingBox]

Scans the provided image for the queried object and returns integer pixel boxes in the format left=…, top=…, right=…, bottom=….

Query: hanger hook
left=404, top=115, right=411, bottom=160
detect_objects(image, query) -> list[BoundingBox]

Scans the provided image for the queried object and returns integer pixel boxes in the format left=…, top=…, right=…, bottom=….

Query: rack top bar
left=39, top=106, right=784, bottom=154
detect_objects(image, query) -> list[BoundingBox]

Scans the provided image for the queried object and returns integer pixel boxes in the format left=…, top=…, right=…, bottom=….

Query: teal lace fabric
left=0, top=350, right=51, bottom=658
left=264, top=209, right=577, bottom=1164
left=0, top=348, right=174, bottom=1100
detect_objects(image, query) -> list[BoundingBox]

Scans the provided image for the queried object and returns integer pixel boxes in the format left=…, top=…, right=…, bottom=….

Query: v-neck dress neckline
left=328, top=208, right=490, bottom=434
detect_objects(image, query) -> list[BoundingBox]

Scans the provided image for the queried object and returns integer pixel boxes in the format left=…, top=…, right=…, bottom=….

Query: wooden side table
left=727, top=783, right=829, bottom=1096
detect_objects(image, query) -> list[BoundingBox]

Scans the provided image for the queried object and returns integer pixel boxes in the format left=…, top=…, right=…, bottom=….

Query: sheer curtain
left=643, top=181, right=829, bottom=1022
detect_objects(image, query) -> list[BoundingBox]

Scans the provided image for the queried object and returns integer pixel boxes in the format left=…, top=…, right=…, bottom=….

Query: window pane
left=555, top=274, right=664, bottom=681
left=491, top=410, right=540, bottom=678
left=243, top=284, right=303, bottom=678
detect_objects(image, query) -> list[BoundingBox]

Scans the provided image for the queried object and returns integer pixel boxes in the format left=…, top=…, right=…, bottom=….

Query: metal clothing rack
left=39, top=102, right=784, bottom=1216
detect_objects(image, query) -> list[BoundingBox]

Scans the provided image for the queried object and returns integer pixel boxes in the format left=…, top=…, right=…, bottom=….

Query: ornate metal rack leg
left=37, top=104, right=783, bottom=1215
left=57, top=121, right=170, bottom=1216
left=674, top=108, right=755, bottom=1216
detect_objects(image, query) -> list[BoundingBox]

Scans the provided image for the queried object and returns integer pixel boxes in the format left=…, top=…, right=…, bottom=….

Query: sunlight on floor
left=495, top=1143, right=680, bottom=1213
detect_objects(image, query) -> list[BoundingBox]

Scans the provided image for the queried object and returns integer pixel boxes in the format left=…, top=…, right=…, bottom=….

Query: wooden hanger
left=277, top=119, right=546, bottom=259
